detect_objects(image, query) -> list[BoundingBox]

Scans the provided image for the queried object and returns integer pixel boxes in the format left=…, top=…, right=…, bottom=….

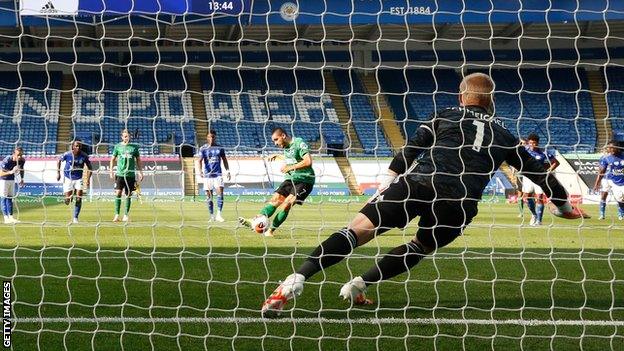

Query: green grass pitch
left=1, top=196, right=623, bottom=350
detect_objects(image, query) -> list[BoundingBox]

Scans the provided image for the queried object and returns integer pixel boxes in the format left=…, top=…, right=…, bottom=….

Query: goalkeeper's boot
left=238, top=217, right=252, bottom=229
left=339, top=276, right=373, bottom=305
left=261, top=273, right=304, bottom=318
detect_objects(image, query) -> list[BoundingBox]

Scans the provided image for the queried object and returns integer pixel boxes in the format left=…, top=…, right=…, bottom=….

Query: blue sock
left=217, top=194, right=224, bottom=212
left=536, top=203, right=544, bottom=222
left=1, top=198, right=6, bottom=216
left=619, top=202, right=624, bottom=216
left=600, top=201, right=607, bottom=217
left=527, top=198, right=537, bottom=216
left=6, top=198, right=13, bottom=215
left=207, top=199, right=214, bottom=215
left=74, top=200, right=82, bottom=219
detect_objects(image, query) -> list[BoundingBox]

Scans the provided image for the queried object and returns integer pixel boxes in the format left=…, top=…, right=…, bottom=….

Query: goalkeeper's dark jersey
left=389, top=105, right=567, bottom=205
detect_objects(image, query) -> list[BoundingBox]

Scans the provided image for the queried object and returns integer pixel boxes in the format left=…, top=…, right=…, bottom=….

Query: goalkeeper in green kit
left=239, top=127, right=315, bottom=237
left=109, top=129, right=144, bottom=222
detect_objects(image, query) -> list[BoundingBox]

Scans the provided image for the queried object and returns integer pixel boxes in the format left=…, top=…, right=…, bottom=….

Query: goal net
left=1, top=0, right=623, bottom=350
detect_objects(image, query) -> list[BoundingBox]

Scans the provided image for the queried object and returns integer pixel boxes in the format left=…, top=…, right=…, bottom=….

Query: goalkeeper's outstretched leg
left=261, top=73, right=588, bottom=318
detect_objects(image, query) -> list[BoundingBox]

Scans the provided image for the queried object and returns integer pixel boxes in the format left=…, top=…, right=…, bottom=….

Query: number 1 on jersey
left=472, top=120, right=485, bottom=152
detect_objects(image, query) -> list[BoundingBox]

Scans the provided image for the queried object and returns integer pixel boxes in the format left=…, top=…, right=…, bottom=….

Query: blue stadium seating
left=605, top=67, right=624, bottom=134
left=331, top=70, right=392, bottom=156
left=0, top=71, right=61, bottom=156
left=0, top=67, right=599, bottom=157
left=73, top=70, right=195, bottom=155
left=201, top=70, right=344, bottom=154
left=379, top=68, right=597, bottom=153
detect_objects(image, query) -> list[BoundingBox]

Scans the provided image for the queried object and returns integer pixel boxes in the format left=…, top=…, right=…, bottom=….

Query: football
left=251, top=215, right=269, bottom=234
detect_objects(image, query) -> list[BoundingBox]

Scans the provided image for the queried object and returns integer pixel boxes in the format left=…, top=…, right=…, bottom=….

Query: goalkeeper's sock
left=296, top=228, right=358, bottom=280
left=527, top=198, right=536, bottom=216
left=217, top=194, right=224, bottom=212
left=518, top=198, right=524, bottom=214
left=270, top=208, right=289, bottom=230
left=114, top=197, right=122, bottom=215
left=361, top=241, right=426, bottom=286
left=74, top=199, right=82, bottom=219
left=260, top=204, right=277, bottom=218
left=207, top=199, right=214, bottom=215
left=536, top=203, right=544, bottom=222
left=125, top=197, right=132, bottom=215
left=599, top=200, right=606, bottom=217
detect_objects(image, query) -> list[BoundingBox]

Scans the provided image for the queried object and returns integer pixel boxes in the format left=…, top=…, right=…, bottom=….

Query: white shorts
left=609, top=180, right=624, bottom=203
left=0, top=180, right=16, bottom=198
left=63, top=178, right=84, bottom=193
left=202, top=176, right=224, bottom=191
left=521, top=177, right=544, bottom=195
left=600, top=178, right=612, bottom=193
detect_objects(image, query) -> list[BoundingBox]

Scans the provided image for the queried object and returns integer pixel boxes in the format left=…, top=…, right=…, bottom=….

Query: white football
left=251, top=215, right=269, bottom=234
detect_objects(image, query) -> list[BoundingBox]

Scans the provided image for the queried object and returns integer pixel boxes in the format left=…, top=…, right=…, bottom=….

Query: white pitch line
left=0, top=256, right=622, bottom=261
left=10, top=316, right=624, bottom=327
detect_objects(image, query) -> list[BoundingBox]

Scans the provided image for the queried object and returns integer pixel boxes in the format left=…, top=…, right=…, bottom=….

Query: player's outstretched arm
left=281, top=153, right=311, bottom=174
left=267, top=154, right=284, bottom=162
left=505, top=145, right=589, bottom=219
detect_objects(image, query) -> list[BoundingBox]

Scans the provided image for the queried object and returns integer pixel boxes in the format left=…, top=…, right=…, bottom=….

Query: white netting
left=0, top=1, right=623, bottom=350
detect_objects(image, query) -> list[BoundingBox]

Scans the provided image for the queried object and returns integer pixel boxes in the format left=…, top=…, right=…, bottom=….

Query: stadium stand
left=0, top=71, right=61, bottom=156
left=201, top=69, right=344, bottom=155
left=379, top=68, right=597, bottom=153
left=72, top=70, right=194, bottom=155
left=332, top=70, right=392, bottom=156
left=605, top=66, right=624, bottom=134
left=0, top=68, right=600, bottom=156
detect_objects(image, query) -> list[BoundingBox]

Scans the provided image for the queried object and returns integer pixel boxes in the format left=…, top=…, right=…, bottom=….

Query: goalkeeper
left=261, top=73, right=589, bottom=317
left=239, top=127, right=315, bottom=237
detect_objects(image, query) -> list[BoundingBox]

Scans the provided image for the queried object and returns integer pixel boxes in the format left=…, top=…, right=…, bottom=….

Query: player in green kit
left=239, top=127, right=315, bottom=237
left=109, top=129, right=144, bottom=222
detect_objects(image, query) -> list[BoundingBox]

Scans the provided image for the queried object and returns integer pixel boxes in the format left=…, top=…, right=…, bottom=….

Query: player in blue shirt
left=0, top=147, right=25, bottom=224
left=521, top=134, right=559, bottom=226
left=195, top=130, right=230, bottom=222
left=594, top=140, right=624, bottom=220
left=57, top=141, right=93, bottom=223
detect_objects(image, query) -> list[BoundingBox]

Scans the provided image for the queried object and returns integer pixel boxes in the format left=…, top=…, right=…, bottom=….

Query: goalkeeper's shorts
left=360, top=177, right=477, bottom=250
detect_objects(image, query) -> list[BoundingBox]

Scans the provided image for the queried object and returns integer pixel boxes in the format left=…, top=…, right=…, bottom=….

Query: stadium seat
left=73, top=70, right=195, bottom=155
left=378, top=68, right=597, bottom=153
left=0, top=71, right=61, bottom=156
left=201, top=69, right=344, bottom=155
